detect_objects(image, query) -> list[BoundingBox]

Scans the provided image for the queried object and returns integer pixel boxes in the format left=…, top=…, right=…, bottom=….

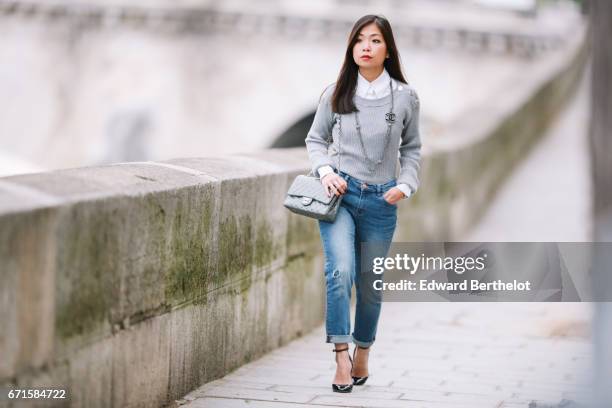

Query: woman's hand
left=321, top=173, right=348, bottom=197
left=383, top=187, right=405, bottom=205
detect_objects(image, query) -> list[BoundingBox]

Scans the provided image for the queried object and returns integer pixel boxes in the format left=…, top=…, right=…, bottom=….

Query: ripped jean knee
left=325, top=261, right=354, bottom=286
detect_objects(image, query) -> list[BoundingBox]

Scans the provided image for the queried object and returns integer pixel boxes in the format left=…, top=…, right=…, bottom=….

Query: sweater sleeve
left=397, top=88, right=422, bottom=195
left=305, top=85, right=337, bottom=176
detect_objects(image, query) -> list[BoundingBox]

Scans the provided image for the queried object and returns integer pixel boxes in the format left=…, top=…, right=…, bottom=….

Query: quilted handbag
left=284, top=114, right=343, bottom=222
left=284, top=174, right=342, bottom=221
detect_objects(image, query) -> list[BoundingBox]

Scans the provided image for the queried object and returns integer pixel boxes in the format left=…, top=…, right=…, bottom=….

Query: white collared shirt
left=318, top=68, right=411, bottom=199
left=356, top=68, right=402, bottom=99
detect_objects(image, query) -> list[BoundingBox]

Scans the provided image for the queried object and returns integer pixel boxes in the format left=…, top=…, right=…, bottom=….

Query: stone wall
left=0, top=154, right=329, bottom=407
left=0, top=26, right=587, bottom=408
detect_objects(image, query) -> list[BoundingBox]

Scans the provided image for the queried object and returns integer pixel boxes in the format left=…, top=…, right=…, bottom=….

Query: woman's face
left=352, top=22, right=388, bottom=70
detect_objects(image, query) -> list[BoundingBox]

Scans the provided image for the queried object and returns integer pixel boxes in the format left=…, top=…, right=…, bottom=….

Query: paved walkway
left=177, top=303, right=592, bottom=408
left=176, top=69, right=594, bottom=408
left=464, top=63, right=592, bottom=242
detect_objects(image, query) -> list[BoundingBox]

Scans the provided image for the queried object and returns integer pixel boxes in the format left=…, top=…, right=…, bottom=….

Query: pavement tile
left=185, top=398, right=314, bottom=407
left=310, top=395, right=498, bottom=408
left=191, top=385, right=316, bottom=404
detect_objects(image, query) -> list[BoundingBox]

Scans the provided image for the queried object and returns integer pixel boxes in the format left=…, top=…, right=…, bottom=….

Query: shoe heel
left=351, top=345, right=370, bottom=386
left=332, top=347, right=353, bottom=393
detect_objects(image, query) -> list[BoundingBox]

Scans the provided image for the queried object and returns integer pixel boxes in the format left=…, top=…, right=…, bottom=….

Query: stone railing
left=0, top=154, right=329, bottom=407
left=0, top=0, right=566, bottom=57
left=0, top=23, right=587, bottom=408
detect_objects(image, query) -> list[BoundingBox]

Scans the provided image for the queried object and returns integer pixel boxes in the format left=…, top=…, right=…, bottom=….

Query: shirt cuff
left=396, top=183, right=412, bottom=199
left=317, top=165, right=335, bottom=178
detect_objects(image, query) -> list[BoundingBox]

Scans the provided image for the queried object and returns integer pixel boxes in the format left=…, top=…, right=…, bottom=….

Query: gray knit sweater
left=304, top=82, right=422, bottom=196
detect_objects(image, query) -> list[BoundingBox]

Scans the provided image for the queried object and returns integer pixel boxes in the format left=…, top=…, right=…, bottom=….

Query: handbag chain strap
left=336, top=112, right=341, bottom=176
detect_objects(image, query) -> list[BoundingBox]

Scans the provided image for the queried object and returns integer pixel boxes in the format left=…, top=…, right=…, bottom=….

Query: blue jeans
left=318, top=170, right=398, bottom=347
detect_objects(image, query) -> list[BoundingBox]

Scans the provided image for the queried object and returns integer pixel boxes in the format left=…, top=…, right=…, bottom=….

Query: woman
left=304, top=14, right=422, bottom=393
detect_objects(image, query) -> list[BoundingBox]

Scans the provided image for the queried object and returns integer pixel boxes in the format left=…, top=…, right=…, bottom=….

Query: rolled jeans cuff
left=352, top=335, right=375, bottom=348
left=326, top=334, right=353, bottom=344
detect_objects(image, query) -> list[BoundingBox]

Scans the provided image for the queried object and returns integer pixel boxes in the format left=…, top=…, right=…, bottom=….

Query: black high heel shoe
left=351, top=345, right=370, bottom=386
left=332, top=347, right=353, bottom=393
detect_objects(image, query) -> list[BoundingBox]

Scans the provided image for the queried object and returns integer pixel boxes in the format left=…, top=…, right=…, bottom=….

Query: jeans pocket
left=380, top=182, right=398, bottom=206
left=380, top=193, right=397, bottom=207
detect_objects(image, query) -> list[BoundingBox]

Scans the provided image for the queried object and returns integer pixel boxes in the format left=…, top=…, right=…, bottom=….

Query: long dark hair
left=330, top=15, right=408, bottom=114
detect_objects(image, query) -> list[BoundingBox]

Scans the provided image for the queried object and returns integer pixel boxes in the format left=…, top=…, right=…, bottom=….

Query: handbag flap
left=287, top=175, right=335, bottom=205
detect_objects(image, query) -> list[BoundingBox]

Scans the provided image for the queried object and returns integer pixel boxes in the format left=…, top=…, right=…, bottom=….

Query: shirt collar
left=356, top=68, right=391, bottom=98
